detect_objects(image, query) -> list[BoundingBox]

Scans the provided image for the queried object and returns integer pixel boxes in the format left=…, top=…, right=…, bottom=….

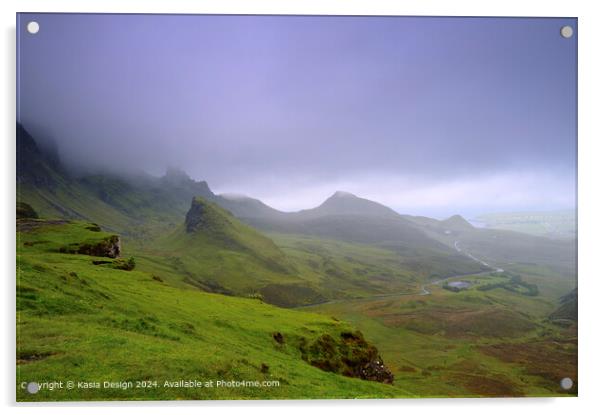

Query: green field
left=305, top=270, right=577, bottom=397
left=17, top=215, right=577, bottom=400
left=17, top=219, right=414, bottom=401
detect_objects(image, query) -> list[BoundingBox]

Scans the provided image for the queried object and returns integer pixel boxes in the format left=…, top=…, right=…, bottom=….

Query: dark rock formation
left=17, top=202, right=38, bottom=219
left=17, top=123, right=63, bottom=188
left=356, top=356, right=395, bottom=384
left=60, top=235, right=121, bottom=258
left=112, top=257, right=136, bottom=270
left=185, top=197, right=207, bottom=233
left=92, top=257, right=135, bottom=271
left=300, top=330, right=394, bottom=384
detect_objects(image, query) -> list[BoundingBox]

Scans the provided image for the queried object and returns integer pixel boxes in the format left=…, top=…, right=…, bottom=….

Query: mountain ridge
left=17, top=122, right=574, bottom=275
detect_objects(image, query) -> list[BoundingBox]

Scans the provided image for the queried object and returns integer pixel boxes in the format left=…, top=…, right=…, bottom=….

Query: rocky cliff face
left=184, top=197, right=209, bottom=233
left=184, top=196, right=236, bottom=236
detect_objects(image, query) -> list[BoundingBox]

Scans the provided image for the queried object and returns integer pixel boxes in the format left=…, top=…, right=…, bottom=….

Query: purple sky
left=17, top=14, right=577, bottom=217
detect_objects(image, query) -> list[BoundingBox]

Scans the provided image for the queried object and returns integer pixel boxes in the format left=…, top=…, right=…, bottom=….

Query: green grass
left=129, top=212, right=486, bottom=307
left=17, top=219, right=412, bottom=401
left=16, top=126, right=578, bottom=400
left=134, top=199, right=324, bottom=305
left=269, top=233, right=419, bottom=298
left=305, top=271, right=577, bottom=397
left=266, top=232, right=488, bottom=300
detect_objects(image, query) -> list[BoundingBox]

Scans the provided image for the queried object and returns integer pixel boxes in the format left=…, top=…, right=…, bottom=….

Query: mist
left=17, top=14, right=577, bottom=217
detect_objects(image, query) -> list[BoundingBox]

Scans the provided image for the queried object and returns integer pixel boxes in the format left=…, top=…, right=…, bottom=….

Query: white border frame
left=3, top=1, right=600, bottom=414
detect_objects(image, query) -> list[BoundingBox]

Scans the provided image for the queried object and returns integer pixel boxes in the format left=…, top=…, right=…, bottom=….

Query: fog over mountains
left=18, top=122, right=576, bottom=277
left=18, top=14, right=576, bottom=217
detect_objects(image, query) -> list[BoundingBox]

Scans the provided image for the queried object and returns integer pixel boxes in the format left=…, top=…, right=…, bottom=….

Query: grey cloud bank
left=17, top=14, right=577, bottom=217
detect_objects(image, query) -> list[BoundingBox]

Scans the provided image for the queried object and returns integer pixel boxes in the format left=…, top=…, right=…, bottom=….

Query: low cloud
left=18, top=14, right=577, bottom=219
left=215, top=170, right=575, bottom=218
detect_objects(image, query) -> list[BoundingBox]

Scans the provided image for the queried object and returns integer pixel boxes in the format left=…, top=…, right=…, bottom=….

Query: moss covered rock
left=300, top=330, right=394, bottom=384
left=60, top=235, right=121, bottom=258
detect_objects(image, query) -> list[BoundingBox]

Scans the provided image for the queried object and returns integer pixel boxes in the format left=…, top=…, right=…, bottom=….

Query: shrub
left=113, top=257, right=136, bottom=271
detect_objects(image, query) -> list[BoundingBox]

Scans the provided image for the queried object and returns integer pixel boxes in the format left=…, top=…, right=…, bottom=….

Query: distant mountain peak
left=163, top=167, right=192, bottom=182
left=331, top=190, right=357, bottom=199
left=442, top=214, right=473, bottom=230
left=304, top=191, right=399, bottom=219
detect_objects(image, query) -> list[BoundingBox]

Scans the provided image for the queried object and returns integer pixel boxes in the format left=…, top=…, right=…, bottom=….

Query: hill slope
left=17, top=123, right=219, bottom=240
left=142, top=197, right=330, bottom=306
left=17, top=219, right=405, bottom=401
left=217, top=194, right=287, bottom=220
left=405, top=213, right=576, bottom=275
left=17, top=123, right=573, bottom=300
left=235, top=192, right=466, bottom=253
left=218, top=192, right=487, bottom=280
left=16, top=124, right=481, bottom=276
left=549, top=288, right=577, bottom=324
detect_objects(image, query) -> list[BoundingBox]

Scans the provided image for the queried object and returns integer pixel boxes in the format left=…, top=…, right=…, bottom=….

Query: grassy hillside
left=17, top=124, right=218, bottom=242
left=18, top=171, right=215, bottom=243
left=269, top=233, right=487, bottom=300
left=16, top=124, right=577, bottom=399
left=138, top=197, right=319, bottom=303
left=549, top=288, right=577, bottom=325
left=15, top=125, right=487, bottom=300
left=17, top=219, right=410, bottom=401
left=306, top=270, right=577, bottom=397
left=131, top=198, right=485, bottom=307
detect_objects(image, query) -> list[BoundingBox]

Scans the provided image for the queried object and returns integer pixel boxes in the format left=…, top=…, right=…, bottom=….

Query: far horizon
left=149, top=163, right=578, bottom=220
left=158, top=164, right=578, bottom=220
left=216, top=184, right=576, bottom=221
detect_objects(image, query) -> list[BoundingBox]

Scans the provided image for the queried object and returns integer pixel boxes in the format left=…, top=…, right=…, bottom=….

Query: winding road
left=295, top=240, right=504, bottom=309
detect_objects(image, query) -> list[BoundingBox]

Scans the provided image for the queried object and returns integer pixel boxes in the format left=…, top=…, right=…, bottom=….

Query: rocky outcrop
left=185, top=197, right=208, bottom=233
left=92, top=256, right=136, bottom=271
left=300, top=330, right=394, bottom=384
left=356, top=356, right=395, bottom=384
left=16, top=202, right=38, bottom=219
left=112, top=257, right=135, bottom=270
left=60, top=235, right=121, bottom=258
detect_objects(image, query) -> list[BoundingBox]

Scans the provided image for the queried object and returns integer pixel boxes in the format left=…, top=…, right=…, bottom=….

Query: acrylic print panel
left=16, top=13, right=577, bottom=401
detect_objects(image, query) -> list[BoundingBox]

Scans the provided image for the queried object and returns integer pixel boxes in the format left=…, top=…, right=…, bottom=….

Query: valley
left=16, top=123, right=577, bottom=400
left=305, top=268, right=577, bottom=397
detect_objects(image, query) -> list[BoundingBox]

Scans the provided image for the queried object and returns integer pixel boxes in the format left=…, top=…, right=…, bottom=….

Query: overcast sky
left=18, top=14, right=577, bottom=218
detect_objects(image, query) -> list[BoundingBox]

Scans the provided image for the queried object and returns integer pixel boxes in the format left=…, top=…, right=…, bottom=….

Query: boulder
left=300, top=330, right=394, bottom=384
left=60, top=235, right=121, bottom=258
